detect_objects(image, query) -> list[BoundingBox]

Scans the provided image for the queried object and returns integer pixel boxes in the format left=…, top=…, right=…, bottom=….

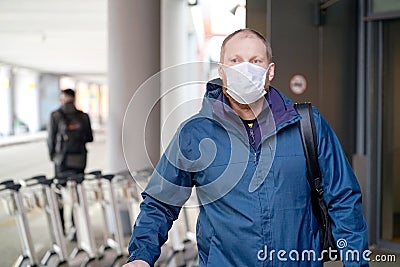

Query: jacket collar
left=201, top=78, right=300, bottom=138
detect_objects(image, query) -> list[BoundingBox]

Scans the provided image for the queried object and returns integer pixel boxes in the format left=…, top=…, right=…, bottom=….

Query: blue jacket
left=128, top=79, right=369, bottom=266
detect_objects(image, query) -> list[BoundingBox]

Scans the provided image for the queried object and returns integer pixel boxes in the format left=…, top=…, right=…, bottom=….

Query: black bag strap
left=57, top=108, right=70, bottom=125
left=57, top=108, right=83, bottom=127
left=294, top=103, right=324, bottom=198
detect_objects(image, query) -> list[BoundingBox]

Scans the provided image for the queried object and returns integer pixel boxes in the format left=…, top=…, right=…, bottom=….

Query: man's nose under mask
left=223, top=62, right=272, bottom=104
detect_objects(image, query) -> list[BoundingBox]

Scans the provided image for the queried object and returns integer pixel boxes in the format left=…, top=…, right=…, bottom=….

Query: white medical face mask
left=224, top=62, right=271, bottom=104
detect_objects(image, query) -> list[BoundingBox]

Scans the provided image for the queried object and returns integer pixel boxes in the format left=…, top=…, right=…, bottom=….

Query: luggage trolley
left=86, top=168, right=152, bottom=266
left=0, top=179, right=39, bottom=267
left=83, top=170, right=135, bottom=266
left=111, top=169, right=153, bottom=237
left=78, top=170, right=118, bottom=257
left=22, top=175, right=68, bottom=266
left=66, top=172, right=99, bottom=265
left=99, top=173, right=128, bottom=266
left=112, top=170, right=142, bottom=229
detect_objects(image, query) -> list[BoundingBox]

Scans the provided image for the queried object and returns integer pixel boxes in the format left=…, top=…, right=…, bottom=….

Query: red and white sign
left=289, top=74, right=307, bottom=95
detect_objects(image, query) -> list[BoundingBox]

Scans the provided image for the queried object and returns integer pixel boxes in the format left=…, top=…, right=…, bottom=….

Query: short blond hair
left=220, top=28, right=273, bottom=63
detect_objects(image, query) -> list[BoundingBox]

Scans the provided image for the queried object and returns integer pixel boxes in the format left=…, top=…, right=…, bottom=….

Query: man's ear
left=267, top=63, right=275, bottom=81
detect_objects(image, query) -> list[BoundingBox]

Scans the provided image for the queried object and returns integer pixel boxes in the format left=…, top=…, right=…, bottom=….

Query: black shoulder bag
left=295, top=103, right=339, bottom=262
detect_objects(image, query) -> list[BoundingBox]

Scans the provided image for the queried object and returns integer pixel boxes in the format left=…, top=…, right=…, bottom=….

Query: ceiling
left=0, top=0, right=107, bottom=84
left=0, top=0, right=243, bottom=85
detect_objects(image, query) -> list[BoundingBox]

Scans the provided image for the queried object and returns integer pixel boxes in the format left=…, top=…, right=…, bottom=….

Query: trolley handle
left=38, top=178, right=53, bottom=186
left=0, top=179, right=15, bottom=187
left=88, top=170, right=102, bottom=177
left=0, top=180, right=21, bottom=192
left=20, top=175, right=47, bottom=187
left=101, top=174, right=115, bottom=182
left=26, top=175, right=53, bottom=188
left=84, top=170, right=103, bottom=181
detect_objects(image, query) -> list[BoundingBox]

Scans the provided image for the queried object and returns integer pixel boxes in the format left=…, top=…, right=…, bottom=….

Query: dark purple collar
left=205, top=79, right=299, bottom=140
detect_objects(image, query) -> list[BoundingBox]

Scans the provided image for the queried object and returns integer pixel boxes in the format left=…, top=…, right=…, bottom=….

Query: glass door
left=380, top=19, right=400, bottom=244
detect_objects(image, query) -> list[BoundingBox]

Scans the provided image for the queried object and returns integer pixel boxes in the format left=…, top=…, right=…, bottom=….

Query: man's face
left=60, top=93, right=73, bottom=105
left=219, top=34, right=275, bottom=106
left=221, top=35, right=269, bottom=69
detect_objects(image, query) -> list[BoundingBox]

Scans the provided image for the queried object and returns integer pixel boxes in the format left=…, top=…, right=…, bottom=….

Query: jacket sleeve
left=127, top=128, right=195, bottom=266
left=314, top=108, right=369, bottom=266
left=47, top=111, right=58, bottom=161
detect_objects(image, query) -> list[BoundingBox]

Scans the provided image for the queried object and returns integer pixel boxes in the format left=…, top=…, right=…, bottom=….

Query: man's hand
left=122, top=260, right=150, bottom=267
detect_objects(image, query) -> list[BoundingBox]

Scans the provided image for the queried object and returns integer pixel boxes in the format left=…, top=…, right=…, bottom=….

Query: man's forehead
left=230, top=31, right=259, bottom=40
left=224, top=34, right=266, bottom=54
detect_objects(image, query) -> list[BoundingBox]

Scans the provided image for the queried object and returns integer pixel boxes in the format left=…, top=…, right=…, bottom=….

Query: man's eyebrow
left=249, top=55, right=266, bottom=60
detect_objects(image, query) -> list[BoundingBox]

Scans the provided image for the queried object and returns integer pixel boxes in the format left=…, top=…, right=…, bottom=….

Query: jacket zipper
left=248, top=127, right=257, bottom=164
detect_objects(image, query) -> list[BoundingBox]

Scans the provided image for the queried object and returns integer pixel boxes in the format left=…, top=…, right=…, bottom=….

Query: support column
left=160, top=0, right=204, bottom=152
left=160, top=0, right=190, bottom=255
left=160, top=0, right=188, bottom=150
left=107, top=0, right=160, bottom=172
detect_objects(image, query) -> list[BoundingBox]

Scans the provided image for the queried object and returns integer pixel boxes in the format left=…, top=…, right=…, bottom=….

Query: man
left=124, top=29, right=368, bottom=266
left=47, top=88, right=93, bottom=236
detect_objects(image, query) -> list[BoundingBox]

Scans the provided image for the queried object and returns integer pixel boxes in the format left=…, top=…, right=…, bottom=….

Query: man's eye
left=231, top=58, right=238, bottom=63
left=252, top=59, right=261, bottom=64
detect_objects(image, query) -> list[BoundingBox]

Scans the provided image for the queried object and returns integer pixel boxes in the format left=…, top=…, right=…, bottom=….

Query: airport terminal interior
left=0, top=0, right=400, bottom=266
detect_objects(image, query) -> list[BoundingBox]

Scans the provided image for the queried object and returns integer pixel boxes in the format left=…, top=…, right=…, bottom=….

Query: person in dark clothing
left=47, top=88, right=93, bottom=237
